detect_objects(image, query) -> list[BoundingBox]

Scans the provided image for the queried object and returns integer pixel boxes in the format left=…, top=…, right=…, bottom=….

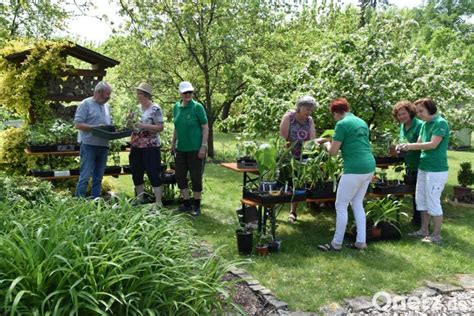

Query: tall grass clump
left=0, top=196, right=237, bottom=314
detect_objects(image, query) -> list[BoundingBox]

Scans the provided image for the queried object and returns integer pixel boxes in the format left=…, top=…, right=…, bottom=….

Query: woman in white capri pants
left=317, top=98, right=375, bottom=251
left=398, top=98, right=449, bottom=244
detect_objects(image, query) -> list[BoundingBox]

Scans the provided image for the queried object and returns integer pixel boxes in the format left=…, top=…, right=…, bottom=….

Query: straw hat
left=136, top=82, right=153, bottom=95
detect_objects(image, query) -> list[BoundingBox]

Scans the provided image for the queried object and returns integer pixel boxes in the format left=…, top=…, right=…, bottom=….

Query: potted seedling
left=453, top=162, right=473, bottom=200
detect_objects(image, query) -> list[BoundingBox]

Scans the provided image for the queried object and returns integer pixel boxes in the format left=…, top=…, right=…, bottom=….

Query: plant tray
left=306, top=181, right=337, bottom=199
left=27, top=144, right=57, bottom=152
left=374, top=156, right=404, bottom=165
left=31, top=170, right=54, bottom=177
left=372, top=183, right=415, bottom=195
left=56, top=144, right=80, bottom=152
left=237, top=157, right=257, bottom=169
left=91, top=125, right=132, bottom=140
left=243, top=189, right=306, bottom=204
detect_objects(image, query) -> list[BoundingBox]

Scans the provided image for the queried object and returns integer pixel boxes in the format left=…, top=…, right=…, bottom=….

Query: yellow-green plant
left=0, top=126, right=48, bottom=175
left=0, top=39, right=72, bottom=123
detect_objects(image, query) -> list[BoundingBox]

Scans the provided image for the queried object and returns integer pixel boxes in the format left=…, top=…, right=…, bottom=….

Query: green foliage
left=0, top=196, right=238, bottom=314
left=365, top=195, right=409, bottom=229
left=0, top=174, right=57, bottom=206
left=457, top=161, right=473, bottom=187
left=0, top=39, right=72, bottom=123
left=26, top=119, right=77, bottom=145
left=0, top=127, right=47, bottom=175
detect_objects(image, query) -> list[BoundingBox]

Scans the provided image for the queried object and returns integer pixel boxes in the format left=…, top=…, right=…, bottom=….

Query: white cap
left=178, top=81, right=194, bottom=93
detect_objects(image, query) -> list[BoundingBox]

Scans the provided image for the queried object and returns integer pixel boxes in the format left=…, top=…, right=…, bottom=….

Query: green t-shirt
left=400, top=117, right=422, bottom=171
left=333, top=113, right=375, bottom=174
left=173, top=99, right=208, bottom=152
left=418, top=115, right=449, bottom=172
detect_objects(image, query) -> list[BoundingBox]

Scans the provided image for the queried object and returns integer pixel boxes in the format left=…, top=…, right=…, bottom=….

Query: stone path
left=229, top=268, right=474, bottom=315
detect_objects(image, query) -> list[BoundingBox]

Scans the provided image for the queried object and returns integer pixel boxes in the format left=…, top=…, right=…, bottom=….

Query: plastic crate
left=91, top=125, right=132, bottom=140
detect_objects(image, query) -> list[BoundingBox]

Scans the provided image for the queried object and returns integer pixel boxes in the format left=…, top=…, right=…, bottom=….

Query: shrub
left=0, top=196, right=237, bottom=314
left=457, top=162, right=473, bottom=188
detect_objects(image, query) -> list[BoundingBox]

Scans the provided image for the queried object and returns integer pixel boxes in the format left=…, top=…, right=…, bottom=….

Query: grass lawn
left=109, top=133, right=474, bottom=311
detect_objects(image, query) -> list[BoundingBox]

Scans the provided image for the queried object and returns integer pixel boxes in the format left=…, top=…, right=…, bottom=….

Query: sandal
left=346, top=242, right=367, bottom=250
left=408, top=230, right=428, bottom=238
left=317, top=242, right=342, bottom=252
left=288, top=212, right=297, bottom=223
left=421, top=235, right=442, bottom=244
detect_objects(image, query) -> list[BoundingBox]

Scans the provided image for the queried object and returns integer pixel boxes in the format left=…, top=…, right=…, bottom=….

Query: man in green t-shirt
left=392, top=101, right=422, bottom=226
left=172, top=81, right=209, bottom=216
left=398, top=98, right=449, bottom=244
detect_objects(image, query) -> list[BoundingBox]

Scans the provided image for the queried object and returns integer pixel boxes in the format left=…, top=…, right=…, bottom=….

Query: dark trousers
left=175, top=150, right=205, bottom=192
left=408, top=169, right=421, bottom=224
left=129, top=146, right=162, bottom=187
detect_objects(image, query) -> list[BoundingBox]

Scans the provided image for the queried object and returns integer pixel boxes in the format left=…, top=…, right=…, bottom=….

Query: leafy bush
left=0, top=196, right=237, bottom=314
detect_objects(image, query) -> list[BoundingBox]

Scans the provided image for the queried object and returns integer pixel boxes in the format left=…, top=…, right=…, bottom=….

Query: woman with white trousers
left=317, top=97, right=375, bottom=251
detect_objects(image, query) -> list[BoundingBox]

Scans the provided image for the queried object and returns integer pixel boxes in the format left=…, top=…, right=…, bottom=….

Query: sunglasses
left=182, top=91, right=193, bottom=95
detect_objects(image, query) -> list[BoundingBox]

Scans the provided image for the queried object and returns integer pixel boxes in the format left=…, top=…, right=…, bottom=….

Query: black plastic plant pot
left=379, top=221, right=401, bottom=240
left=236, top=229, right=253, bottom=255
left=160, top=171, right=177, bottom=184
left=69, top=168, right=80, bottom=176
left=104, top=166, right=122, bottom=175
left=237, top=156, right=258, bottom=169
left=27, top=144, right=57, bottom=152
left=306, top=181, right=336, bottom=199
left=268, top=239, right=282, bottom=253
left=31, top=170, right=54, bottom=177
left=122, top=165, right=132, bottom=174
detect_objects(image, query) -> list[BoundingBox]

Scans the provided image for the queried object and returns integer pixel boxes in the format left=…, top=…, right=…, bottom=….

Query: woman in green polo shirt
left=399, top=98, right=449, bottom=244
left=171, top=81, right=209, bottom=216
left=392, top=100, right=422, bottom=226
left=317, top=98, right=375, bottom=251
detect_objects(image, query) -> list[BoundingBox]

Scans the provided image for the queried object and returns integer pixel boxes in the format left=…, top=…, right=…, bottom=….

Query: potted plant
left=363, top=195, right=409, bottom=241
left=243, top=138, right=292, bottom=203
left=255, top=234, right=271, bottom=256
left=268, top=237, right=282, bottom=253
left=453, top=162, right=473, bottom=200
left=236, top=214, right=253, bottom=255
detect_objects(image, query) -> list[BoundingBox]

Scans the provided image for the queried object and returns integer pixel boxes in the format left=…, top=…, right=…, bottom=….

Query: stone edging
left=320, top=274, right=474, bottom=314
left=229, top=267, right=289, bottom=314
